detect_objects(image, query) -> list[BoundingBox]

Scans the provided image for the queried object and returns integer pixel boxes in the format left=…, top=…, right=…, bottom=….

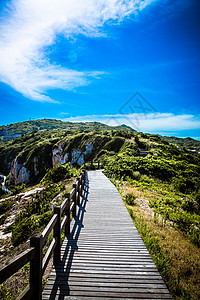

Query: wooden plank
left=44, top=285, right=170, bottom=294
left=43, top=290, right=172, bottom=299
left=43, top=297, right=168, bottom=300
left=45, top=279, right=168, bottom=289
left=48, top=272, right=164, bottom=280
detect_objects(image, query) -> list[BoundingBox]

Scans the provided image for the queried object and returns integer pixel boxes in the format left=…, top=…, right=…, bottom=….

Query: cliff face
left=9, top=157, right=30, bottom=185
left=52, top=143, right=69, bottom=167
left=0, top=129, right=129, bottom=186
left=8, top=141, right=94, bottom=185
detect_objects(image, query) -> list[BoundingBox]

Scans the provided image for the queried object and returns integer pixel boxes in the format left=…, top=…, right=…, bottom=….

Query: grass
left=121, top=184, right=200, bottom=300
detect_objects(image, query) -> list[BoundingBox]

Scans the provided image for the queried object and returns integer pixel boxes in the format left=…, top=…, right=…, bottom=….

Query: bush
left=0, top=201, right=14, bottom=215
left=9, top=184, right=25, bottom=195
left=181, top=198, right=196, bottom=213
left=132, top=171, right=141, bottom=180
left=41, top=163, right=78, bottom=184
left=0, top=213, right=9, bottom=225
left=194, top=191, right=200, bottom=205
left=124, top=193, right=136, bottom=205
left=11, top=215, right=39, bottom=246
left=174, top=177, right=196, bottom=194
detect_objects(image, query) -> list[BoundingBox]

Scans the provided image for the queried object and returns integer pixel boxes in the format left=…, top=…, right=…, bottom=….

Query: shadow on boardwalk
left=47, top=174, right=90, bottom=300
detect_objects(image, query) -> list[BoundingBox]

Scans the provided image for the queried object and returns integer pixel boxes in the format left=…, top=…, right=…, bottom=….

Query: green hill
left=0, top=128, right=200, bottom=300
left=161, top=135, right=200, bottom=152
left=0, top=119, right=135, bottom=143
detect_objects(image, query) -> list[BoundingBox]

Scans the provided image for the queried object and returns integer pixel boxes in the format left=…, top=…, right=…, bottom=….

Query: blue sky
left=0, top=0, right=199, bottom=139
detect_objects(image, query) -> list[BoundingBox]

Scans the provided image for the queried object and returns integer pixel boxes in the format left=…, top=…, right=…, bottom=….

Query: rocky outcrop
left=0, top=175, right=11, bottom=194
left=71, top=143, right=93, bottom=166
left=33, top=156, right=39, bottom=176
left=52, top=143, right=69, bottom=167
left=71, top=149, right=83, bottom=166
left=7, top=142, right=94, bottom=185
left=9, top=157, right=30, bottom=185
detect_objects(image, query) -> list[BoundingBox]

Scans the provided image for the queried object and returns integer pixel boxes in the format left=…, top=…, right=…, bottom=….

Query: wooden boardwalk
left=42, top=170, right=171, bottom=299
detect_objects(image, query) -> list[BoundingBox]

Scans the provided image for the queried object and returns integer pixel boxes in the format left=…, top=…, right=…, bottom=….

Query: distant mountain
left=160, top=136, right=200, bottom=152
left=0, top=119, right=136, bottom=143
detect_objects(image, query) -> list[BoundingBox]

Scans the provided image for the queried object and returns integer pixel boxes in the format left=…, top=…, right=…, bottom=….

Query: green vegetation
left=104, top=133, right=200, bottom=247
left=161, top=135, right=200, bottom=152
left=0, top=213, right=10, bottom=226
left=3, top=163, right=79, bottom=246
left=0, top=129, right=135, bottom=188
left=0, top=119, right=135, bottom=144
left=126, top=204, right=200, bottom=300
left=0, top=201, right=14, bottom=215
left=41, top=163, right=78, bottom=184
left=124, top=193, right=136, bottom=206
left=101, top=132, right=200, bottom=299
left=0, top=121, right=200, bottom=299
left=0, top=284, right=13, bottom=300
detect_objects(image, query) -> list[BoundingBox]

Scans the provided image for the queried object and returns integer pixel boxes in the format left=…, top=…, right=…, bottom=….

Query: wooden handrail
left=0, top=247, right=35, bottom=284
left=42, top=214, right=58, bottom=245
left=0, top=169, right=87, bottom=300
left=42, top=237, right=57, bottom=275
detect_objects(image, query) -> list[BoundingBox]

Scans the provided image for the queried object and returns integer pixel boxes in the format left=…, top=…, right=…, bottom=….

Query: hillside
left=1, top=119, right=200, bottom=154
left=161, top=135, right=200, bottom=152
left=0, top=129, right=136, bottom=186
left=0, top=119, right=135, bottom=143
left=0, top=129, right=200, bottom=299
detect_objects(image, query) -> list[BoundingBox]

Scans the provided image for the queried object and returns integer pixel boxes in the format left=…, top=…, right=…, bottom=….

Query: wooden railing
left=0, top=169, right=87, bottom=300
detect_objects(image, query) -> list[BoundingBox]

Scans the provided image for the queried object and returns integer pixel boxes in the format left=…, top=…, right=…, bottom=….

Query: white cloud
left=0, top=0, right=155, bottom=102
left=62, top=113, right=200, bottom=133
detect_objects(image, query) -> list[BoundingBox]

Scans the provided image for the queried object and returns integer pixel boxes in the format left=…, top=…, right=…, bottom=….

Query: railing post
left=76, top=178, right=80, bottom=205
left=72, top=183, right=77, bottom=218
left=83, top=169, right=86, bottom=188
left=80, top=173, right=83, bottom=197
left=53, top=206, right=61, bottom=265
left=65, top=193, right=70, bottom=235
left=30, top=234, right=43, bottom=300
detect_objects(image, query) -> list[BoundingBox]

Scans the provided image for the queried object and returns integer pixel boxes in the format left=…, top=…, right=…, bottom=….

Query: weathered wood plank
left=43, top=290, right=172, bottom=299
left=45, top=279, right=168, bottom=289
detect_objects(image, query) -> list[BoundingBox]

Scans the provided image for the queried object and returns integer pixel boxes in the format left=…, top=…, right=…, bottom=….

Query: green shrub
left=0, top=213, right=9, bottom=225
left=0, top=201, right=14, bottom=215
left=9, top=184, right=25, bottom=195
left=41, top=163, right=78, bottom=184
left=11, top=215, right=39, bottom=246
left=174, top=177, right=196, bottom=194
left=181, top=198, right=195, bottom=213
left=0, top=284, right=13, bottom=300
left=132, top=171, right=141, bottom=180
left=194, top=191, right=200, bottom=205
left=124, top=193, right=136, bottom=206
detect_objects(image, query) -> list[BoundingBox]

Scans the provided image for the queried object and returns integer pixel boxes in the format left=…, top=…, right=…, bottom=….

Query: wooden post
left=76, top=178, right=80, bottom=205
left=81, top=171, right=85, bottom=196
left=90, top=159, right=93, bottom=169
left=65, top=193, right=70, bottom=235
left=53, top=206, right=61, bottom=265
left=30, top=234, right=43, bottom=300
left=83, top=169, right=86, bottom=187
left=72, top=183, right=77, bottom=218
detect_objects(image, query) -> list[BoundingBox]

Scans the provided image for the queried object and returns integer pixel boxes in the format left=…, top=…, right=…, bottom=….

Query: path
left=42, top=170, right=171, bottom=299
